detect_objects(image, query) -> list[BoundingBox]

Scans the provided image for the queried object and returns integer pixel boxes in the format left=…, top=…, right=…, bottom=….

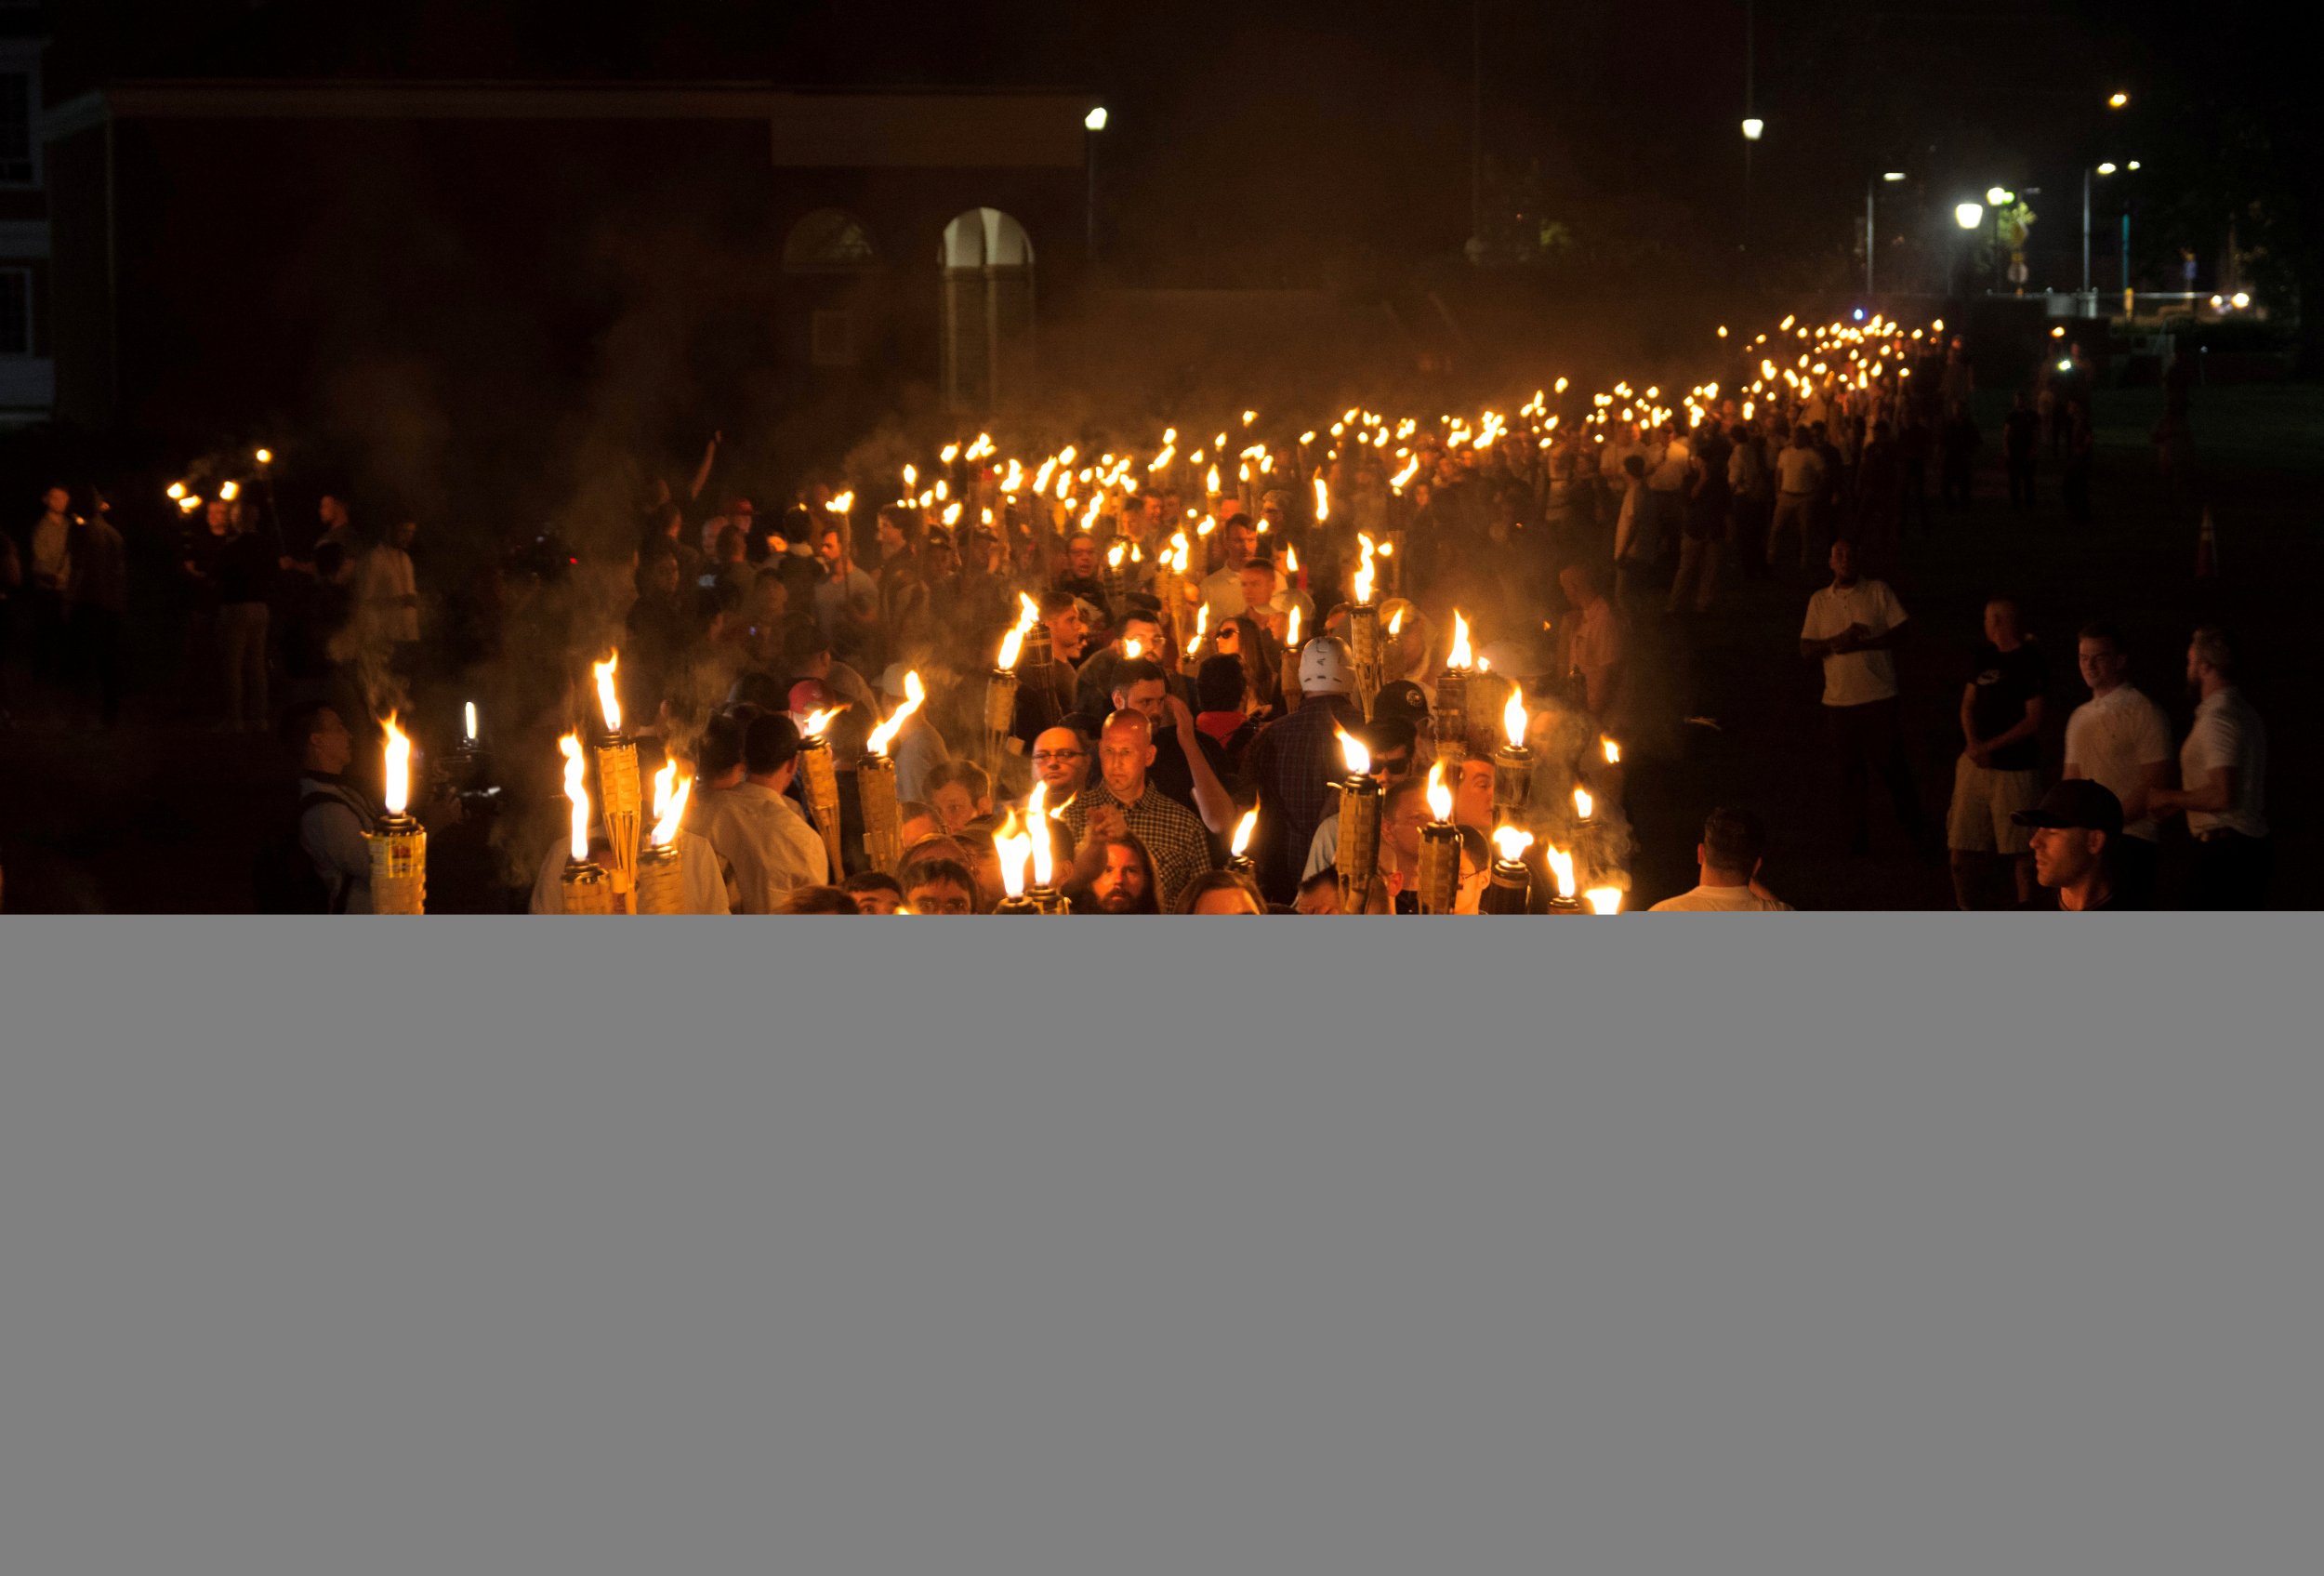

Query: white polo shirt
left=1649, top=883, right=1794, bottom=912
left=2181, top=686, right=2268, bottom=839
left=1801, top=579, right=1908, bottom=708
left=2064, top=684, right=2174, bottom=842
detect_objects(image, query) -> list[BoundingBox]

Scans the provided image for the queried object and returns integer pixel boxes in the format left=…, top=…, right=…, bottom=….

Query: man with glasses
left=1030, top=725, right=1092, bottom=802
left=1059, top=709, right=1215, bottom=910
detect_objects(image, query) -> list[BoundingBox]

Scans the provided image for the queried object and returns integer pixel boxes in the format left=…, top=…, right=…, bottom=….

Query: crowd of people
left=4, top=311, right=2269, bottom=913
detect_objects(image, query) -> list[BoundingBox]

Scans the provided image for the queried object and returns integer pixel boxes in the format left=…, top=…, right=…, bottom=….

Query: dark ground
left=2, top=382, right=2315, bottom=912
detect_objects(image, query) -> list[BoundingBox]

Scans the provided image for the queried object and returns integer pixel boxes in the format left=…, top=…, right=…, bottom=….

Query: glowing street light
left=1956, top=202, right=1986, bottom=230
left=1882, top=171, right=1906, bottom=182
left=2108, top=91, right=2129, bottom=109
left=1986, top=186, right=2014, bottom=207
left=2096, top=162, right=2117, bottom=176
left=1084, top=105, right=1108, bottom=132
left=1741, top=117, right=1764, bottom=141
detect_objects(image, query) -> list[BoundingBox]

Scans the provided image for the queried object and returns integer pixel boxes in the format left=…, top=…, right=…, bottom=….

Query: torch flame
left=1573, top=786, right=1594, bottom=822
left=1546, top=846, right=1578, bottom=898
left=1503, top=686, right=1527, bottom=748
left=592, top=651, right=622, bottom=735
left=1447, top=611, right=1473, bottom=668
left=1107, top=541, right=1126, bottom=569
left=1352, top=533, right=1376, bottom=605
left=1232, top=803, right=1258, bottom=857
left=903, top=464, right=918, bottom=488
left=826, top=491, right=855, bottom=513
left=1284, top=603, right=1301, bottom=646
left=381, top=713, right=411, bottom=814
left=865, top=671, right=924, bottom=756
left=1123, top=637, right=1143, bottom=662
left=1205, top=464, right=1221, bottom=495
left=255, top=448, right=273, bottom=465
left=995, top=809, right=1031, bottom=899
left=1027, top=780, right=1054, bottom=887
left=1387, top=607, right=1405, bottom=637
left=1584, top=887, right=1623, bottom=915
left=1187, top=603, right=1208, bottom=656
left=1337, top=728, right=1370, bottom=775
left=218, top=480, right=240, bottom=502
left=560, top=733, right=590, bottom=861
left=1283, top=542, right=1299, bottom=575
left=464, top=700, right=478, bottom=743
left=1492, top=825, right=1535, bottom=863
left=1425, top=761, right=1452, bottom=823
left=800, top=707, right=842, bottom=739
left=1313, top=476, right=1329, bottom=523
left=997, top=624, right=1026, bottom=670
left=650, top=759, right=693, bottom=850
left=166, top=482, right=187, bottom=499
left=1602, top=737, right=1621, bottom=765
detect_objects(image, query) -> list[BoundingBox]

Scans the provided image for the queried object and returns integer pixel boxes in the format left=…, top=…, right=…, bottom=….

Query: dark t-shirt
left=1969, top=641, right=2045, bottom=772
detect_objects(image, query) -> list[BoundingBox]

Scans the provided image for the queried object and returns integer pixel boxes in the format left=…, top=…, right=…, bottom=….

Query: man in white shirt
left=689, top=713, right=830, bottom=911
left=1800, top=538, right=1930, bottom=855
left=1650, top=807, right=1795, bottom=910
left=1200, top=516, right=1260, bottom=624
left=2062, top=620, right=2174, bottom=907
left=1768, top=429, right=1827, bottom=570
left=2150, top=625, right=2270, bottom=908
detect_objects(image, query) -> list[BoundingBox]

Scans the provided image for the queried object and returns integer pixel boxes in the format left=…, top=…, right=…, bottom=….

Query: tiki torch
left=1023, top=779, right=1070, bottom=914
left=1434, top=610, right=1472, bottom=768
left=1415, top=762, right=1461, bottom=915
left=992, top=811, right=1040, bottom=915
left=1543, top=844, right=1584, bottom=915
left=1152, top=531, right=1190, bottom=654
left=1346, top=532, right=1382, bottom=717
left=1466, top=661, right=1514, bottom=757
left=1181, top=603, right=1209, bottom=679
left=1492, top=685, right=1534, bottom=825
left=366, top=713, right=427, bottom=914
left=1103, top=540, right=1129, bottom=626
left=1226, top=803, right=1260, bottom=880
left=557, top=733, right=616, bottom=914
left=1334, top=727, right=1381, bottom=916
left=1479, top=825, right=1534, bottom=915
left=1278, top=603, right=1303, bottom=714
left=635, top=759, right=694, bottom=915
left=591, top=652, right=641, bottom=913
left=986, top=596, right=1037, bottom=777
left=796, top=706, right=845, bottom=878
left=858, top=669, right=924, bottom=874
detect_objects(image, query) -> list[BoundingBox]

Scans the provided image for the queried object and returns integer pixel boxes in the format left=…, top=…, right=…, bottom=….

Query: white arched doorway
left=940, top=208, right=1036, bottom=412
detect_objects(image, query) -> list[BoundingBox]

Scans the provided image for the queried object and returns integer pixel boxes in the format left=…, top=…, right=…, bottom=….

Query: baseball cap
left=1373, top=680, right=1430, bottom=730
left=1299, top=635, right=1353, bottom=695
left=877, top=663, right=917, bottom=697
left=2012, top=780, right=2123, bottom=838
left=788, top=680, right=836, bottom=715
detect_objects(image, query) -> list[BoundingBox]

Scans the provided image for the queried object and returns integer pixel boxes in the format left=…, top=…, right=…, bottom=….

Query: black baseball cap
left=2012, top=780, right=2123, bottom=838
left=1372, top=680, right=1431, bottom=730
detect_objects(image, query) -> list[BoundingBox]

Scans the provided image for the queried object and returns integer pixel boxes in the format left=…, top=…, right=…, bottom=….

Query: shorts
left=1947, top=757, right=2040, bottom=854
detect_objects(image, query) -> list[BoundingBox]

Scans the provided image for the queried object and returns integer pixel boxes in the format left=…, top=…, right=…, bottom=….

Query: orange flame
left=1026, top=780, right=1055, bottom=887
left=1123, top=637, right=1143, bottom=662
left=1187, top=603, right=1208, bottom=656
left=1284, top=603, right=1301, bottom=646
left=1313, top=475, right=1329, bottom=523
left=1352, top=533, right=1376, bottom=605
left=381, top=713, right=411, bottom=814
left=1425, top=761, right=1452, bottom=823
left=1446, top=611, right=1473, bottom=668
left=1584, top=887, right=1622, bottom=915
left=1545, top=845, right=1578, bottom=899
left=1338, top=728, right=1370, bottom=775
left=559, top=733, right=590, bottom=860
left=650, top=758, right=693, bottom=850
left=1492, top=825, right=1534, bottom=863
left=592, top=651, right=622, bottom=735
left=1387, top=607, right=1405, bottom=637
left=1232, top=803, right=1259, bottom=857
left=995, top=807, right=1031, bottom=898
left=1573, top=786, right=1594, bottom=822
left=1502, top=686, right=1527, bottom=748
left=865, top=671, right=925, bottom=757
left=799, top=707, right=842, bottom=739
left=1602, top=737, right=1621, bottom=765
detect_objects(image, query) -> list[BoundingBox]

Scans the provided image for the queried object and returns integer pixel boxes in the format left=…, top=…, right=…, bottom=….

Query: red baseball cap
left=788, top=680, right=835, bottom=714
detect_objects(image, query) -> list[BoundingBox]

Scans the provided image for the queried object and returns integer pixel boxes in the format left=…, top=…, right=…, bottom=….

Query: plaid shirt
left=1063, top=777, right=1214, bottom=910
left=1237, top=694, right=1367, bottom=897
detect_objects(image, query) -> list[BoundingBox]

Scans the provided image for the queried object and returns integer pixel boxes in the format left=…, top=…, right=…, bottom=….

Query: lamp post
left=1084, top=105, right=1107, bottom=267
left=1867, top=171, right=1904, bottom=295
left=1954, top=200, right=1985, bottom=296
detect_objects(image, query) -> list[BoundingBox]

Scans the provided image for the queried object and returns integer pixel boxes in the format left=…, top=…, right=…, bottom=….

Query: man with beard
left=1065, top=834, right=1162, bottom=914
left=1011, top=589, right=1089, bottom=747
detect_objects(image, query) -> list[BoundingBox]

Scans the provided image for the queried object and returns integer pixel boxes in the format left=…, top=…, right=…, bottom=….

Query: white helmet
left=1299, top=635, right=1353, bottom=695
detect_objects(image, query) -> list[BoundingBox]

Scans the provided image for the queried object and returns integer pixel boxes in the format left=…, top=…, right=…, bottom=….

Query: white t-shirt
left=1776, top=444, right=1826, bottom=495
left=1649, top=883, right=1795, bottom=912
left=1649, top=439, right=1692, bottom=492
left=2064, top=684, right=2174, bottom=842
left=1801, top=579, right=1908, bottom=708
left=2181, top=686, right=2268, bottom=839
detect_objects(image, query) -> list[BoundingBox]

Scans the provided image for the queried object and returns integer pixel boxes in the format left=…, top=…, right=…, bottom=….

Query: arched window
left=939, top=208, right=1036, bottom=412
left=783, top=209, right=880, bottom=274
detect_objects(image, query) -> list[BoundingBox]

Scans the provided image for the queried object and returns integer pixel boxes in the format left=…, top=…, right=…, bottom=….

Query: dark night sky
left=50, top=1, right=2212, bottom=288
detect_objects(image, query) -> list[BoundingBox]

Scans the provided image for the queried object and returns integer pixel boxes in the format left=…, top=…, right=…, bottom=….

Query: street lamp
left=1986, top=186, right=2014, bottom=207
left=1864, top=172, right=1906, bottom=294
left=1084, top=106, right=1107, bottom=265
left=1955, top=202, right=1985, bottom=230
left=2108, top=91, right=2129, bottom=109
left=1741, top=116, right=1764, bottom=140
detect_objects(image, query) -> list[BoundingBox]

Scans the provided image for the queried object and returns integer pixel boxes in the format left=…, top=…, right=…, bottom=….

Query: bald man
left=1032, top=725, right=1091, bottom=801
left=1058, top=710, right=1213, bottom=909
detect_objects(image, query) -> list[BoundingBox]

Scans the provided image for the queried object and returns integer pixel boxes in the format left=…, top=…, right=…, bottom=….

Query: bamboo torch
left=558, top=733, right=616, bottom=914
left=796, top=707, right=845, bottom=878
left=1492, top=685, right=1534, bottom=825
left=591, top=652, right=641, bottom=913
left=1479, top=825, right=1534, bottom=914
left=986, top=597, right=1037, bottom=778
left=1334, top=727, right=1381, bottom=916
left=634, top=759, right=694, bottom=915
left=1434, top=610, right=1472, bottom=767
left=1152, top=532, right=1191, bottom=655
left=992, top=811, right=1039, bottom=915
left=1024, top=779, right=1069, bottom=914
left=858, top=669, right=924, bottom=874
left=1347, top=532, right=1381, bottom=719
left=1415, top=762, right=1461, bottom=915
left=366, top=713, right=427, bottom=914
